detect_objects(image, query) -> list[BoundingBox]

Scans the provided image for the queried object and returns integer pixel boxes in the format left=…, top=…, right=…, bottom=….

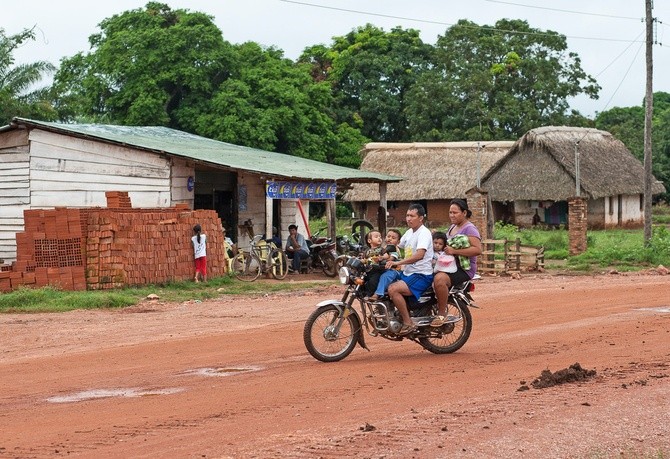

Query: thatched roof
left=344, top=141, right=514, bottom=201
left=481, top=126, right=665, bottom=201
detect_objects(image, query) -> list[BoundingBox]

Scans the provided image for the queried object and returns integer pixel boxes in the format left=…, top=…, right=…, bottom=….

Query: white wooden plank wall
left=29, top=130, right=172, bottom=208
left=171, top=157, right=194, bottom=205
left=0, top=146, right=30, bottom=262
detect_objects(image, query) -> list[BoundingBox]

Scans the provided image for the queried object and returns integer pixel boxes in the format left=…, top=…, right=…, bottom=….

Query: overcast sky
left=3, top=0, right=669, bottom=118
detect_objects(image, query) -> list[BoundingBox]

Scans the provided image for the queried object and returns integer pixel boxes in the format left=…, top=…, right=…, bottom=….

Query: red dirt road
left=1, top=273, right=669, bottom=458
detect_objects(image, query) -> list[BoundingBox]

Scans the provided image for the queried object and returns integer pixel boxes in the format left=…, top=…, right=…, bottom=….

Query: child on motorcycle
left=364, top=229, right=401, bottom=299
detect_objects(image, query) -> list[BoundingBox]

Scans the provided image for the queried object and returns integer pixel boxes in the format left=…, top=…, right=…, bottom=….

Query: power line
left=595, top=30, right=645, bottom=78
left=280, top=0, right=646, bottom=44
left=483, top=0, right=641, bottom=21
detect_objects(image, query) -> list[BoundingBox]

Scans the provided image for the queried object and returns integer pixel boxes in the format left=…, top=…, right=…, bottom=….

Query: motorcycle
left=303, top=257, right=478, bottom=362
left=307, top=228, right=338, bottom=277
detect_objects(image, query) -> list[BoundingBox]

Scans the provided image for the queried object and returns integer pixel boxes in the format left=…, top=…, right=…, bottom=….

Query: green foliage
left=653, top=202, right=670, bottom=224
left=185, top=42, right=367, bottom=166
left=300, top=24, right=432, bottom=142
left=596, top=93, right=670, bottom=202
left=52, top=2, right=232, bottom=127
left=406, top=19, right=599, bottom=141
left=0, top=27, right=57, bottom=124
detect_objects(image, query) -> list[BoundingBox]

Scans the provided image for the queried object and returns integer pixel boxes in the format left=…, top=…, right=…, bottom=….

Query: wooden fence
left=479, top=238, right=545, bottom=274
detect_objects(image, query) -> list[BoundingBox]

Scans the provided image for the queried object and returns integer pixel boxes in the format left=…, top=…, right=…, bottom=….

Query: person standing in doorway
left=192, top=224, right=207, bottom=282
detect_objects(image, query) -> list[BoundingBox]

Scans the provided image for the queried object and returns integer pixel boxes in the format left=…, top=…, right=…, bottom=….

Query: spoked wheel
left=321, top=252, right=338, bottom=277
left=232, top=251, right=261, bottom=282
left=419, top=302, right=472, bottom=354
left=351, top=219, right=374, bottom=244
left=303, top=305, right=359, bottom=362
left=270, top=248, right=288, bottom=280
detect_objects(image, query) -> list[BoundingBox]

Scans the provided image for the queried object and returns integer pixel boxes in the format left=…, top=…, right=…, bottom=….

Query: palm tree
left=0, top=27, right=56, bottom=125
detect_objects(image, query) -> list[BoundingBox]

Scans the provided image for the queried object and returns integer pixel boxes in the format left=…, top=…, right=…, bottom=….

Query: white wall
left=0, top=134, right=30, bottom=261
left=29, top=130, right=172, bottom=208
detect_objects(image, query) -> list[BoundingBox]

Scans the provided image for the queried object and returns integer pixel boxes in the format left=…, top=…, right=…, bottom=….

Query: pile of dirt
left=531, top=362, right=597, bottom=389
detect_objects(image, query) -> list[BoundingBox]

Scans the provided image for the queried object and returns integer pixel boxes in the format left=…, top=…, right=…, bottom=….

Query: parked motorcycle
left=303, top=257, right=477, bottom=362
left=307, top=228, right=338, bottom=277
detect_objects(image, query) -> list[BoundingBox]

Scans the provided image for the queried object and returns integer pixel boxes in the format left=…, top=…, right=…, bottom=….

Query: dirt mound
left=531, top=362, right=597, bottom=389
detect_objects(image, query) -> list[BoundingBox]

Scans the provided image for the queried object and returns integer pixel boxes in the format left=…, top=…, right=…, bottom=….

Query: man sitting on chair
left=284, top=224, right=310, bottom=274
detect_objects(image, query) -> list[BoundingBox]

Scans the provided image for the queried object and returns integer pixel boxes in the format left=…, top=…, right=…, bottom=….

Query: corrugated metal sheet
left=6, top=118, right=401, bottom=184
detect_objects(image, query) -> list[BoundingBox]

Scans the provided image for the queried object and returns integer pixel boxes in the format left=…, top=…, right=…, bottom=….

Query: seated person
left=364, top=229, right=401, bottom=298
left=285, top=224, right=310, bottom=273
left=222, top=227, right=236, bottom=259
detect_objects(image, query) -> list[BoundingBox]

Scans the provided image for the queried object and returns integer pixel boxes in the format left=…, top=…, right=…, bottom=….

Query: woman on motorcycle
left=431, top=199, right=482, bottom=327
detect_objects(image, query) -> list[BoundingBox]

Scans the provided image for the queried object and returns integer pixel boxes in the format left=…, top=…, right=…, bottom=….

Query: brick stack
left=105, top=191, right=132, bottom=208
left=0, top=200, right=226, bottom=292
left=2, top=208, right=87, bottom=292
left=86, top=208, right=224, bottom=289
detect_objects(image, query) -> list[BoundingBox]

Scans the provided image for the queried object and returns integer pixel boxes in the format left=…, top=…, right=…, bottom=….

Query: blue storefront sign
left=266, top=181, right=336, bottom=199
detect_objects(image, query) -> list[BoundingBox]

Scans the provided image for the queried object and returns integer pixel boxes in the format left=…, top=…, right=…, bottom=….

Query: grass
left=0, top=274, right=334, bottom=314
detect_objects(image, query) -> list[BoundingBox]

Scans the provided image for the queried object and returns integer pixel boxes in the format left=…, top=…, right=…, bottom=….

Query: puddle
left=47, top=387, right=184, bottom=404
left=636, top=306, right=670, bottom=313
left=181, top=366, right=263, bottom=377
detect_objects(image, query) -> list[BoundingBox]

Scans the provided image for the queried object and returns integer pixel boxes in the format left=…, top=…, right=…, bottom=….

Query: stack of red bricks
left=86, top=208, right=225, bottom=289
left=0, top=195, right=226, bottom=292
left=105, top=191, right=132, bottom=208
left=0, top=208, right=87, bottom=292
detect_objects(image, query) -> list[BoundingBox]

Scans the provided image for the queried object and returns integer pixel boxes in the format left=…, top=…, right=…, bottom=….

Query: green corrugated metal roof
left=7, top=118, right=402, bottom=184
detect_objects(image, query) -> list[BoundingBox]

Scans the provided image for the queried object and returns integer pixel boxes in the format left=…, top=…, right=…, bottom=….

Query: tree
left=596, top=93, right=670, bottom=202
left=406, top=19, right=599, bottom=141
left=0, top=28, right=56, bottom=125
left=52, top=2, right=233, bottom=126
left=300, top=24, right=432, bottom=142
left=183, top=42, right=367, bottom=166
left=52, top=3, right=366, bottom=166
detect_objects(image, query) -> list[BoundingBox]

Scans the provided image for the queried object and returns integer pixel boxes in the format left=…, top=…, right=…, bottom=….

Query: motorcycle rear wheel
left=303, top=305, right=359, bottom=362
left=321, top=252, right=338, bottom=277
left=419, top=302, right=472, bottom=354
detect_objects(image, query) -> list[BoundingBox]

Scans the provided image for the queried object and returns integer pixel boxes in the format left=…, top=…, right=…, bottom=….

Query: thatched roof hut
left=481, top=126, right=665, bottom=201
left=344, top=141, right=515, bottom=202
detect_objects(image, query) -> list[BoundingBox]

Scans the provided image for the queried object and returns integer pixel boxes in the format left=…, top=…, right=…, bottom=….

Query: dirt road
left=1, top=273, right=669, bottom=458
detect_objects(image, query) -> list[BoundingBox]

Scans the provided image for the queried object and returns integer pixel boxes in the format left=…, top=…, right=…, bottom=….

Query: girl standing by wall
left=192, top=224, right=207, bottom=282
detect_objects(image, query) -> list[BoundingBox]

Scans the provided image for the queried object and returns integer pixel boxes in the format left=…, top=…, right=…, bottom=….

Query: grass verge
left=0, top=275, right=335, bottom=313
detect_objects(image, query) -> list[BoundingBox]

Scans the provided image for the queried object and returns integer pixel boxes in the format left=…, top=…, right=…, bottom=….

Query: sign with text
left=266, top=181, right=336, bottom=200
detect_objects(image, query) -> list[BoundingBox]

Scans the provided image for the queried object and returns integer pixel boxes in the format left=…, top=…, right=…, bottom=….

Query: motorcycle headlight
left=338, top=266, right=351, bottom=284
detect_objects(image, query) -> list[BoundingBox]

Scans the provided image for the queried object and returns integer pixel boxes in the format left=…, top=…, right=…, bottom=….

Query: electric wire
left=280, top=0, right=645, bottom=44
left=483, top=0, right=641, bottom=21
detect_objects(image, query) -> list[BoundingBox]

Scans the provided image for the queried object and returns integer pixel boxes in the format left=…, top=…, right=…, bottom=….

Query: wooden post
left=378, top=183, right=387, bottom=235
left=327, top=199, right=336, bottom=242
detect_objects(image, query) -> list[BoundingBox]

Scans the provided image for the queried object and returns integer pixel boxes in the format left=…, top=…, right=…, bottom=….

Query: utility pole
left=643, top=0, right=653, bottom=244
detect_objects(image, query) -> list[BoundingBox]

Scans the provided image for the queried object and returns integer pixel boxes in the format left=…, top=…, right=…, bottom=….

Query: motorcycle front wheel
left=321, top=253, right=338, bottom=277
left=419, top=302, right=472, bottom=354
left=303, top=305, right=359, bottom=362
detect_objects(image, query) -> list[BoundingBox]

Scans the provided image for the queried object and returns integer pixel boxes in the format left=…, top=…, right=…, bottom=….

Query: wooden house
left=0, top=118, right=399, bottom=262
left=481, top=126, right=666, bottom=228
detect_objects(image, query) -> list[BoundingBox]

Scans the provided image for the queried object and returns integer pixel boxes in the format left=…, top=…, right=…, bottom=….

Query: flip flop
left=398, top=323, right=417, bottom=335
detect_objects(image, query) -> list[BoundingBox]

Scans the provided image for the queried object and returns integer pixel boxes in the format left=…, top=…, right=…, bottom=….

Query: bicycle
left=231, top=235, right=289, bottom=282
